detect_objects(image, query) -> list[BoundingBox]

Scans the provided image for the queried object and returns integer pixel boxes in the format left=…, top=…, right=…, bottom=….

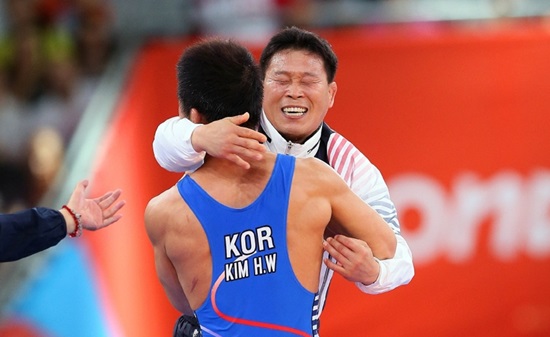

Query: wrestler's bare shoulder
left=293, top=157, right=345, bottom=194
left=145, top=186, right=185, bottom=233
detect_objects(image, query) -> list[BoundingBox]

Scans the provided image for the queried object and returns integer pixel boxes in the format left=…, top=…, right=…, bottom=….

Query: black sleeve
left=0, top=207, right=67, bottom=262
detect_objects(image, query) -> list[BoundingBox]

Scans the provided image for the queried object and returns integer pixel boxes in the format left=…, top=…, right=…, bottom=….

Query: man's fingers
left=103, top=200, right=126, bottom=220
left=242, top=137, right=267, bottom=152
left=228, top=112, right=250, bottom=126
left=240, top=148, right=264, bottom=161
left=72, top=180, right=87, bottom=198
left=79, top=180, right=89, bottom=190
left=230, top=135, right=265, bottom=150
left=97, top=213, right=123, bottom=230
left=229, top=114, right=267, bottom=143
left=222, top=138, right=265, bottom=166
left=324, top=236, right=353, bottom=261
left=323, top=257, right=346, bottom=276
left=96, top=189, right=122, bottom=209
left=237, top=127, right=267, bottom=144
left=323, top=240, right=348, bottom=270
left=225, top=154, right=251, bottom=170
left=232, top=141, right=265, bottom=160
left=103, top=214, right=123, bottom=227
left=95, top=191, right=113, bottom=203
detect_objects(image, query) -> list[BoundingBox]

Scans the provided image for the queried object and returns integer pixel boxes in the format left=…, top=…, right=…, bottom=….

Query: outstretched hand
left=66, top=180, right=126, bottom=231
left=323, top=235, right=380, bottom=285
left=192, top=112, right=267, bottom=169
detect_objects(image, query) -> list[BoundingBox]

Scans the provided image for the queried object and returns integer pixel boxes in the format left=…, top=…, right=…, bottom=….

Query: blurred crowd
left=0, top=0, right=543, bottom=214
left=0, top=0, right=339, bottom=214
left=181, top=0, right=533, bottom=42
left=0, top=0, right=114, bottom=213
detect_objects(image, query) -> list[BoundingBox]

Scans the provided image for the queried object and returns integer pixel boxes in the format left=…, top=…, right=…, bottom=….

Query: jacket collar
left=260, top=111, right=322, bottom=158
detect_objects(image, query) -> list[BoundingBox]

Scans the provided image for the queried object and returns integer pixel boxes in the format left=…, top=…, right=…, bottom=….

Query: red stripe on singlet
left=210, top=272, right=311, bottom=337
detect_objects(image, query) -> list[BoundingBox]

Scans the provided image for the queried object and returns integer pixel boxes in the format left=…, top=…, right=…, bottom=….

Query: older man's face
left=263, top=49, right=337, bottom=144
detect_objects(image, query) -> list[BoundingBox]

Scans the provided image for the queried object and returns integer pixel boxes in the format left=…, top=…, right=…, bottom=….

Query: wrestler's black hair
left=176, top=38, right=263, bottom=129
left=259, top=26, right=338, bottom=83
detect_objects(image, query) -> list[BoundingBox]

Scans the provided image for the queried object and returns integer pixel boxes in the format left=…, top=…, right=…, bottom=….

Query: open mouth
left=282, top=106, right=307, bottom=116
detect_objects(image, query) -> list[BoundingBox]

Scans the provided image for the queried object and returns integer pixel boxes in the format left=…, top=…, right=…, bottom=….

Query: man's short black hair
left=259, top=26, right=338, bottom=83
left=177, top=38, right=263, bottom=129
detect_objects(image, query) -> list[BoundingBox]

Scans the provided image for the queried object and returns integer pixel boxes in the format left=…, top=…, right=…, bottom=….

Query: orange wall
left=88, top=21, right=550, bottom=337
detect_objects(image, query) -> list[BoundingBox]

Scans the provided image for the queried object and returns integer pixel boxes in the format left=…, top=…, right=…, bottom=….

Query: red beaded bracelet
left=62, top=205, right=82, bottom=238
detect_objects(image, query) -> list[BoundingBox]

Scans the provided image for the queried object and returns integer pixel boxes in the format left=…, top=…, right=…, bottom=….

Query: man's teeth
left=283, top=107, right=306, bottom=114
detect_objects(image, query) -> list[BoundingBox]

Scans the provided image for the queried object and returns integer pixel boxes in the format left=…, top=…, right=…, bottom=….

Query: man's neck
left=189, top=153, right=277, bottom=209
left=200, top=152, right=276, bottom=179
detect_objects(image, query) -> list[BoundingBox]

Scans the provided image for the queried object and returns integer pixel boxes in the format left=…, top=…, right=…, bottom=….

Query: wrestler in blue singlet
left=177, top=154, right=320, bottom=337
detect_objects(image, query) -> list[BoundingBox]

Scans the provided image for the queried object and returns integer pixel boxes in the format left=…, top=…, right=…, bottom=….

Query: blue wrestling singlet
left=177, top=154, right=320, bottom=337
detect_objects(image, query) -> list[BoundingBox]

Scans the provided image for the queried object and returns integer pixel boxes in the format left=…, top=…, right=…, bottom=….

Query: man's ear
left=328, top=81, right=337, bottom=108
left=178, top=104, right=185, bottom=118
left=189, top=108, right=207, bottom=124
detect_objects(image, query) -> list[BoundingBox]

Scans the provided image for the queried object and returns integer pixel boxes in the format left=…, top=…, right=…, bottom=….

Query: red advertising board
left=87, top=21, right=550, bottom=337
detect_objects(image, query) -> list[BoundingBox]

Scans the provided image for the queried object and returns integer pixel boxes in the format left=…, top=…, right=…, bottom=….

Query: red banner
left=88, top=22, right=550, bottom=337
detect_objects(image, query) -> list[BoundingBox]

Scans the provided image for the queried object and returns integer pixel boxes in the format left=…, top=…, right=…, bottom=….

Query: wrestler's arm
left=349, top=161, right=414, bottom=293
left=152, top=114, right=266, bottom=172
left=323, top=140, right=414, bottom=293
left=308, top=159, right=397, bottom=262
left=144, top=195, right=193, bottom=314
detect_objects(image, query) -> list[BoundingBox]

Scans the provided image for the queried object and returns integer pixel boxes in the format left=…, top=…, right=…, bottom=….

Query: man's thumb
left=230, top=112, right=250, bottom=125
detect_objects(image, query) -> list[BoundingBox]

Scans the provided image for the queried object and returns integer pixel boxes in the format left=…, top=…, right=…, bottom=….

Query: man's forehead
left=268, top=50, right=325, bottom=73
